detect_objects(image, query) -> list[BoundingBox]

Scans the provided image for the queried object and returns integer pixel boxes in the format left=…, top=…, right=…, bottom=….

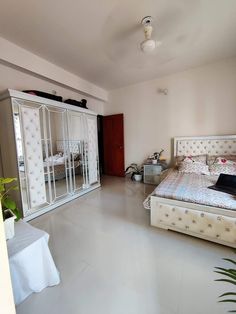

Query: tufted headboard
left=56, top=140, right=82, bottom=154
left=174, top=135, right=236, bottom=157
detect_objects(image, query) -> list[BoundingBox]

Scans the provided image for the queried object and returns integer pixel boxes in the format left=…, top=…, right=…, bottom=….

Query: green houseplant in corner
left=0, top=177, right=21, bottom=240
left=215, top=254, right=236, bottom=312
left=125, top=163, right=143, bottom=181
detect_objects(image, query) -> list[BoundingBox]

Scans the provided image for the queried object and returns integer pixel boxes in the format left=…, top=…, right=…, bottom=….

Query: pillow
left=214, top=157, right=236, bottom=165
left=207, top=155, right=236, bottom=166
left=176, top=154, right=207, bottom=167
left=44, top=153, right=63, bottom=162
left=178, top=161, right=210, bottom=175
left=55, top=156, right=65, bottom=164
left=209, top=163, right=236, bottom=176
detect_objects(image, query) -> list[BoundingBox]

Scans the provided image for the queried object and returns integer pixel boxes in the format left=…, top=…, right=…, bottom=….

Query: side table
left=143, top=163, right=166, bottom=185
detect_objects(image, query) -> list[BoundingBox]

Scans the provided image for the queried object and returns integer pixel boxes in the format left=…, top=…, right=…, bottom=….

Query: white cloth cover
left=7, top=220, right=60, bottom=305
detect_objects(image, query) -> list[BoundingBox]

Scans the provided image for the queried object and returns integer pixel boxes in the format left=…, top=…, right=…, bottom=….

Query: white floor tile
left=16, top=176, right=234, bottom=314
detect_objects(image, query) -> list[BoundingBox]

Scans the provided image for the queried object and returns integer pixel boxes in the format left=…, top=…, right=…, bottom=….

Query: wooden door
left=103, top=114, right=125, bottom=176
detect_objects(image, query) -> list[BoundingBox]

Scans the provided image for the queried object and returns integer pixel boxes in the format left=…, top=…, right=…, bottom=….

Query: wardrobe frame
left=0, top=89, right=101, bottom=221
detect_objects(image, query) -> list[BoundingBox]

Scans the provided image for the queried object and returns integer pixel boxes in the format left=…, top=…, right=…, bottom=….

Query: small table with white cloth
left=7, top=220, right=60, bottom=305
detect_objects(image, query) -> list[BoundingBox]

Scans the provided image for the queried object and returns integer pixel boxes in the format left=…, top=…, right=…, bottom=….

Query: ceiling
left=0, top=0, right=236, bottom=90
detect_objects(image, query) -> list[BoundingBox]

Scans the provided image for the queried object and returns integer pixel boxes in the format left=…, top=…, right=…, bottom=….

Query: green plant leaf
left=219, top=300, right=236, bottom=303
left=215, top=279, right=236, bottom=286
left=1, top=178, right=17, bottom=184
left=215, top=270, right=236, bottom=281
left=223, top=259, right=236, bottom=267
left=125, top=163, right=143, bottom=175
left=0, top=185, right=5, bottom=192
left=11, top=208, right=21, bottom=221
left=215, top=267, right=236, bottom=276
left=219, top=293, right=236, bottom=298
left=2, top=197, right=16, bottom=210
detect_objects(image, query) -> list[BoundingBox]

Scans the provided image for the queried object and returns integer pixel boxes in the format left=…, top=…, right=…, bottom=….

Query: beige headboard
left=174, top=135, right=236, bottom=157
left=56, top=140, right=82, bottom=153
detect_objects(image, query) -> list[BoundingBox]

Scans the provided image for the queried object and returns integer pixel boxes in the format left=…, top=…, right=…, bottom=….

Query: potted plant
left=214, top=253, right=236, bottom=312
left=125, top=163, right=143, bottom=181
left=0, top=177, right=21, bottom=240
left=149, top=149, right=164, bottom=164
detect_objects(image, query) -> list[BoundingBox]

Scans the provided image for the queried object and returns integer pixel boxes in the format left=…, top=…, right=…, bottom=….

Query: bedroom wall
left=0, top=62, right=105, bottom=115
left=105, top=57, right=236, bottom=166
left=0, top=37, right=108, bottom=101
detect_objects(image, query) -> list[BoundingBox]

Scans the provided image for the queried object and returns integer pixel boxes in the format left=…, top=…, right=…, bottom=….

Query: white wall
left=105, top=58, right=236, bottom=166
left=0, top=62, right=105, bottom=115
left=0, top=37, right=108, bottom=101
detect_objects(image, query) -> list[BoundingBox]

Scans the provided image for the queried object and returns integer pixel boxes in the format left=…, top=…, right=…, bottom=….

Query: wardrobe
left=0, top=89, right=100, bottom=220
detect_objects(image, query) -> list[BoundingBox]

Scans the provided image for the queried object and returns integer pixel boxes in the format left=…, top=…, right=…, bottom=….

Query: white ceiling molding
left=0, top=37, right=108, bottom=101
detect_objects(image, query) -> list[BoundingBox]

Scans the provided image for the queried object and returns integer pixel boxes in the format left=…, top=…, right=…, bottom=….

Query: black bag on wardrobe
left=64, top=98, right=88, bottom=109
left=22, top=90, right=63, bottom=102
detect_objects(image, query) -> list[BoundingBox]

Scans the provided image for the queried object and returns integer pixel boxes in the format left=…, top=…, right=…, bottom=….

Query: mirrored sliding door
left=44, top=106, right=70, bottom=203
left=67, top=111, right=88, bottom=192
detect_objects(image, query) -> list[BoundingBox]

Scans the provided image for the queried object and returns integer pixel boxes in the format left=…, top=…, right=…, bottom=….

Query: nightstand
left=143, top=163, right=166, bottom=185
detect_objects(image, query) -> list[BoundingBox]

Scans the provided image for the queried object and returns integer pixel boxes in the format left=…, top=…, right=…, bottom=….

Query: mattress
left=154, top=170, right=236, bottom=210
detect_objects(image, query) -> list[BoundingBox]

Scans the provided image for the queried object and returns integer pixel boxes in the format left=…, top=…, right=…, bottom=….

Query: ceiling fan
left=140, top=16, right=162, bottom=54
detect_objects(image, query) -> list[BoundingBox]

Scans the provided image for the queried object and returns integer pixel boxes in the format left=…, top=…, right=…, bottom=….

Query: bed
left=20, top=140, right=82, bottom=182
left=149, top=135, right=236, bottom=248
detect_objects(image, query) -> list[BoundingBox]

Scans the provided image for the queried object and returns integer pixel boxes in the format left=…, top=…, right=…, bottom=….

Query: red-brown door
left=103, top=114, right=125, bottom=176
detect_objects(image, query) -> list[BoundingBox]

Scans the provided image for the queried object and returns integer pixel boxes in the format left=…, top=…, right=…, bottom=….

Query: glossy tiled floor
left=16, top=176, right=234, bottom=314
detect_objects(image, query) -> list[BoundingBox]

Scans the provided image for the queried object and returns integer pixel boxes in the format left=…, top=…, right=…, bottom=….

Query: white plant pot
left=152, top=160, right=158, bottom=164
left=134, top=174, right=142, bottom=182
left=3, top=209, right=16, bottom=240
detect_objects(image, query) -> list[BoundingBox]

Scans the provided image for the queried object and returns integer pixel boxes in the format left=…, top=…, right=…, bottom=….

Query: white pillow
left=214, top=157, right=236, bottom=165
left=179, top=161, right=210, bottom=175
left=54, top=156, right=65, bottom=164
left=209, top=163, right=236, bottom=175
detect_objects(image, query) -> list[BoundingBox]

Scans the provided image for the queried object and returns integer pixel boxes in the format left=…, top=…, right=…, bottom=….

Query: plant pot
left=3, top=209, right=16, bottom=240
left=152, top=159, right=158, bottom=164
left=133, top=174, right=142, bottom=182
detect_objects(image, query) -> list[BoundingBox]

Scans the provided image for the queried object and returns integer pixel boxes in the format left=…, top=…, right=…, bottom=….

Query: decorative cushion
left=178, top=161, right=210, bottom=175
left=207, top=155, right=236, bottom=166
left=215, top=157, right=236, bottom=165
left=209, top=163, right=236, bottom=175
left=176, top=154, right=207, bottom=167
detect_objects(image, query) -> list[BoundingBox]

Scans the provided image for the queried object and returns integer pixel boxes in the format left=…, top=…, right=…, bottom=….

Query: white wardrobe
left=0, top=89, right=100, bottom=220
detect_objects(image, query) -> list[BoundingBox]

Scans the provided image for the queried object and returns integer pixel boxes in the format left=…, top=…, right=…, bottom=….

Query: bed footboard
left=151, top=196, right=236, bottom=248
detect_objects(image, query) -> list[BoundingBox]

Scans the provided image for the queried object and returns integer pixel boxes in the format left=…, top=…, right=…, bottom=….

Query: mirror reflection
left=43, top=107, right=69, bottom=201
left=68, top=111, right=87, bottom=191
left=13, top=106, right=29, bottom=213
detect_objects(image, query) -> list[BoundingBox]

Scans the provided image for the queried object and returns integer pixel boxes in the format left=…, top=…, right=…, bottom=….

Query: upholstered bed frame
left=151, top=135, right=236, bottom=248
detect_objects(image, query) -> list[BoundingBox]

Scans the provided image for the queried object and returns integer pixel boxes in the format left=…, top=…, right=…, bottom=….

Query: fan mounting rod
left=141, top=16, right=153, bottom=39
